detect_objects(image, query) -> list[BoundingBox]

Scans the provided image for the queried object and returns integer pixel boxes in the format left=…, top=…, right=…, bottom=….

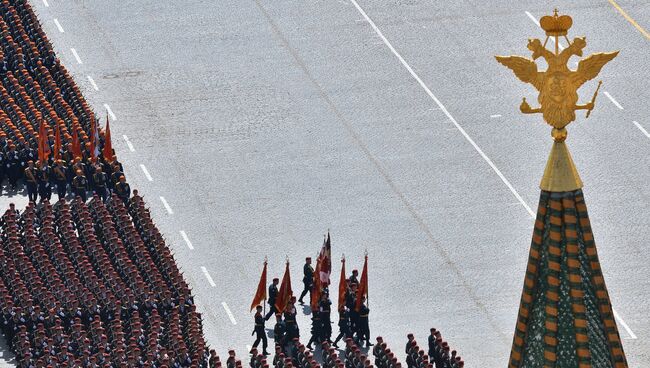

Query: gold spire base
left=540, top=140, right=583, bottom=192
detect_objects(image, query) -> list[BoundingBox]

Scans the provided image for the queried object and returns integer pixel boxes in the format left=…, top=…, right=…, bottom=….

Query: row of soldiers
left=251, top=259, right=372, bottom=358
left=22, top=157, right=131, bottom=203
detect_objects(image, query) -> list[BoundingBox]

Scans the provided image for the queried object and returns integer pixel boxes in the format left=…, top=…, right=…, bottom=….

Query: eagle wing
left=495, top=55, right=542, bottom=91
left=574, top=51, right=619, bottom=87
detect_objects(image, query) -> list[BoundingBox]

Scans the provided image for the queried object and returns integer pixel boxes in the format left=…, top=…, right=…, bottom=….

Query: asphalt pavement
left=4, top=0, right=647, bottom=366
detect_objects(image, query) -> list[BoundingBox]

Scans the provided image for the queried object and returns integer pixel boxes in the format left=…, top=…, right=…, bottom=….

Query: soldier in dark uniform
left=349, top=270, right=359, bottom=286
left=305, top=311, right=321, bottom=350
left=332, top=308, right=351, bottom=348
left=37, top=161, right=52, bottom=202
left=110, top=162, right=124, bottom=192
left=298, top=257, right=313, bottom=305
left=0, top=149, right=5, bottom=193
left=319, top=292, right=332, bottom=343
left=24, top=160, right=38, bottom=202
left=405, top=334, right=416, bottom=368
left=114, top=175, right=131, bottom=203
left=251, top=305, right=269, bottom=355
left=92, top=165, right=108, bottom=202
left=72, top=169, right=88, bottom=202
left=357, top=296, right=372, bottom=348
left=283, top=298, right=299, bottom=341
left=264, top=278, right=279, bottom=321
left=53, top=160, right=68, bottom=201
left=273, top=313, right=286, bottom=352
left=6, top=144, right=21, bottom=189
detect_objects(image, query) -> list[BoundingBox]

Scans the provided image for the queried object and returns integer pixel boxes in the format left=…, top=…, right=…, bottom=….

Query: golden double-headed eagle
left=496, top=10, right=618, bottom=140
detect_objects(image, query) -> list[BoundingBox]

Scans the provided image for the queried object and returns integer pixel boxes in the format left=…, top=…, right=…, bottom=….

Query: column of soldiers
left=0, top=136, right=132, bottom=203
left=253, top=261, right=372, bottom=359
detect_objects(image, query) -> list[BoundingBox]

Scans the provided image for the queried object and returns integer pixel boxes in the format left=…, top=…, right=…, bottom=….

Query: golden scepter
left=585, top=80, right=602, bottom=118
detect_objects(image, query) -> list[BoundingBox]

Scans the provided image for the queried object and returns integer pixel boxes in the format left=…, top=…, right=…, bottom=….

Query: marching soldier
left=349, top=270, right=359, bottom=286
left=273, top=313, right=286, bottom=352
left=319, top=292, right=332, bottom=343
left=72, top=169, right=88, bottom=202
left=53, top=160, right=68, bottom=201
left=298, top=257, right=313, bottom=305
left=284, top=298, right=299, bottom=341
left=251, top=305, right=269, bottom=355
left=264, top=278, right=279, bottom=321
left=24, top=160, right=38, bottom=202
left=37, top=161, right=52, bottom=202
left=357, top=296, right=372, bottom=348
left=6, top=144, right=21, bottom=190
left=305, top=312, right=321, bottom=350
left=332, top=308, right=351, bottom=348
left=93, top=165, right=108, bottom=202
left=114, top=175, right=131, bottom=203
left=110, top=162, right=124, bottom=191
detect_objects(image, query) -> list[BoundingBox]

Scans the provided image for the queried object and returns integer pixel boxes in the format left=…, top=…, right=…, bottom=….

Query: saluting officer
left=264, top=278, right=279, bottom=321
left=251, top=305, right=269, bottom=355
left=24, top=160, right=38, bottom=202
left=298, top=257, right=314, bottom=305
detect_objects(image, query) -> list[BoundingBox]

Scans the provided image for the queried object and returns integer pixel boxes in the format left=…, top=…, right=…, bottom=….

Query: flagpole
left=263, top=256, right=267, bottom=316
left=365, top=249, right=369, bottom=308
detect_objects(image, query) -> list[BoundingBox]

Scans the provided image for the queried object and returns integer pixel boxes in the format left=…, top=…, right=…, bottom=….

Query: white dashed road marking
left=159, top=196, right=173, bottom=214
left=179, top=231, right=194, bottom=250
left=222, top=302, right=237, bottom=325
left=70, top=48, right=83, bottom=64
left=490, top=114, right=502, bottom=118
left=53, top=19, right=64, bottom=33
left=603, top=91, right=623, bottom=110
left=201, top=267, right=216, bottom=287
left=350, top=0, right=535, bottom=218
left=103, top=103, right=117, bottom=121
left=42, top=0, right=49, bottom=7
left=87, top=75, right=99, bottom=91
left=613, top=308, right=637, bottom=339
left=139, top=164, right=153, bottom=181
left=633, top=121, right=650, bottom=139
left=122, top=135, right=135, bottom=152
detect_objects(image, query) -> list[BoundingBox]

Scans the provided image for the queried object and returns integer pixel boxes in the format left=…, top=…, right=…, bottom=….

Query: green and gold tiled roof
left=508, top=189, right=627, bottom=368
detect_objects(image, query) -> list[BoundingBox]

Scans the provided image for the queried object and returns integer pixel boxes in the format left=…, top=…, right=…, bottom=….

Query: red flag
left=250, top=260, right=267, bottom=312
left=338, top=257, right=346, bottom=312
left=90, top=118, right=100, bottom=159
left=72, top=128, right=82, bottom=159
left=318, top=232, right=332, bottom=286
left=355, top=254, right=368, bottom=312
left=54, top=125, right=61, bottom=161
left=310, top=257, right=322, bottom=311
left=102, top=116, right=113, bottom=161
left=38, top=121, right=50, bottom=163
left=274, top=261, right=293, bottom=313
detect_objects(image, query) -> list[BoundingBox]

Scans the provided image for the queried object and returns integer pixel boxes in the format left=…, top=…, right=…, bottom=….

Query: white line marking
left=122, top=135, right=135, bottom=152
left=42, top=0, right=49, bottom=7
left=490, top=114, right=502, bottom=118
left=179, top=230, right=194, bottom=250
left=603, top=91, right=623, bottom=110
left=222, top=302, right=237, bottom=325
left=70, top=48, right=83, bottom=64
left=633, top=121, right=650, bottom=138
left=246, top=345, right=252, bottom=353
left=53, top=18, right=64, bottom=33
left=351, top=0, right=535, bottom=219
left=159, top=196, right=173, bottom=214
left=139, top=164, right=153, bottom=181
left=87, top=75, right=99, bottom=91
left=525, top=11, right=564, bottom=50
left=201, top=266, right=216, bottom=287
left=103, top=104, right=117, bottom=121
left=613, top=308, right=637, bottom=339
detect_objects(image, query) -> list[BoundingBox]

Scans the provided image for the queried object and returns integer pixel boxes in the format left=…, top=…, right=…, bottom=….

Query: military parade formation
left=0, top=0, right=637, bottom=366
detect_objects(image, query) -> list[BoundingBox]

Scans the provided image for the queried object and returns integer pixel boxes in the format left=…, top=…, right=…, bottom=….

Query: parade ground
left=6, top=0, right=648, bottom=366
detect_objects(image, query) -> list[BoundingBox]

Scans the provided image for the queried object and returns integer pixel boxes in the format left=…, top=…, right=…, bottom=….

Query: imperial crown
left=540, top=9, right=573, bottom=36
